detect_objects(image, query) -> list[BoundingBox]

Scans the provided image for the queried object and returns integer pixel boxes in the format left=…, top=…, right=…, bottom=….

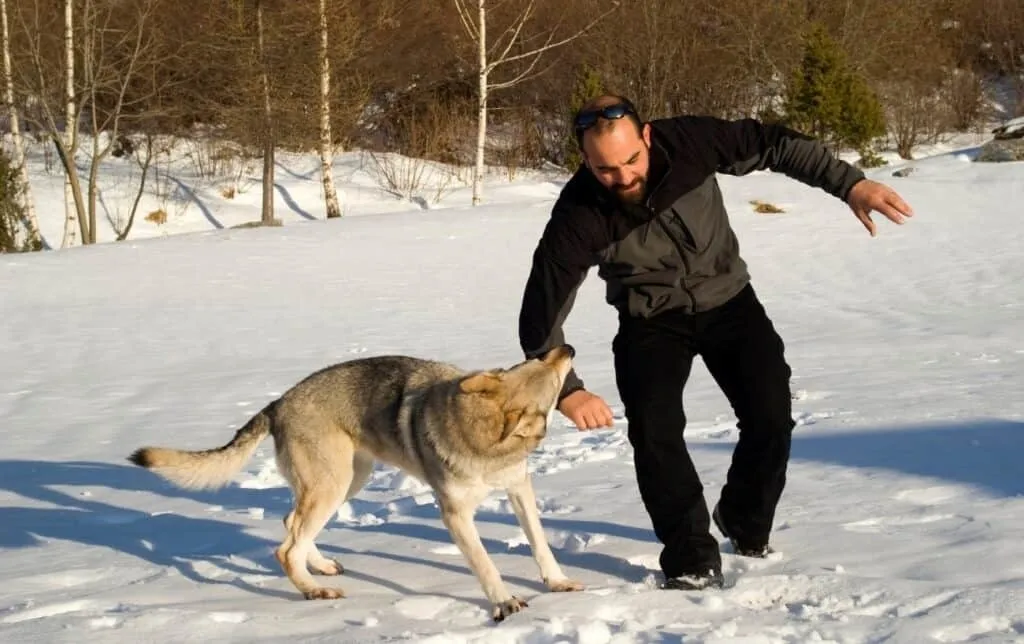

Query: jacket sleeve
left=518, top=199, right=599, bottom=402
left=682, top=116, right=866, bottom=201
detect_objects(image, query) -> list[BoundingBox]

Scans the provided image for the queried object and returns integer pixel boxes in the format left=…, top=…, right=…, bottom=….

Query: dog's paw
left=302, top=587, right=345, bottom=600
left=491, top=596, right=528, bottom=622
left=310, top=558, right=344, bottom=576
left=545, top=577, right=584, bottom=592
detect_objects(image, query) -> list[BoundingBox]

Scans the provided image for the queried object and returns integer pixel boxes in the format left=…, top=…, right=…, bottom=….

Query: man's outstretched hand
left=558, top=389, right=615, bottom=431
left=846, top=179, right=914, bottom=236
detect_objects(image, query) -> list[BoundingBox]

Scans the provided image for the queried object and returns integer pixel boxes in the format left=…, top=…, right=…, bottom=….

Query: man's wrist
left=557, top=385, right=585, bottom=405
left=841, top=175, right=867, bottom=203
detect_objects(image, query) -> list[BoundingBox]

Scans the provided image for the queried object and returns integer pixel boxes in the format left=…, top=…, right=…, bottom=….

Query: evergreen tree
left=783, top=23, right=886, bottom=159
left=0, top=148, right=36, bottom=253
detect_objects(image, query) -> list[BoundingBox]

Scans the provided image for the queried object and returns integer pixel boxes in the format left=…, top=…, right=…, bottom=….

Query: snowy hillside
left=1, top=135, right=1023, bottom=643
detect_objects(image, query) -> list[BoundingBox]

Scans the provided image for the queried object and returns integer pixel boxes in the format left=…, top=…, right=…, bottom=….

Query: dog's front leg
left=506, top=477, right=584, bottom=593
left=438, top=500, right=526, bottom=622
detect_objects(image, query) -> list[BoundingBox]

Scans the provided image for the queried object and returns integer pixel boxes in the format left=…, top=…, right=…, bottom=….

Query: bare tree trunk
left=116, top=134, right=155, bottom=241
left=473, top=0, right=486, bottom=206
left=257, top=0, right=275, bottom=225
left=318, top=0, right=341, bottom=218
left=62, top=0, right=80, bottom=248
left=0, top=0, right=42, bottom=249
left=454, top=0, right=616, bottom=206
left=88, top=131, right=102, bottom=244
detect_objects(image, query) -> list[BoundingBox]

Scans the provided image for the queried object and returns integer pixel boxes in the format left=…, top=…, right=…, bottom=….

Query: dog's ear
left=540, top=344, right=575, bottom=364
left=459, top=371, right=502, bottom=396
left=500, top=409, right=524, bottom=441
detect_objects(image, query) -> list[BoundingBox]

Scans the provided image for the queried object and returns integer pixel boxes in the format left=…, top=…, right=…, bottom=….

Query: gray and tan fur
left=128, top=345, right=582, bottom=621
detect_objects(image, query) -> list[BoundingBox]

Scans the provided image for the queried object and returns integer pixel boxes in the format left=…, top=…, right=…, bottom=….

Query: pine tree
left=783, top=23, right=886, bottom=158
left=0, top=147, right=37, bottom=253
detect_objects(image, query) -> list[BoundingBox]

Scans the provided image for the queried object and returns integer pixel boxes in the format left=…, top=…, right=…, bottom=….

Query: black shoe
left=712, top=502, right=775, bottom=558
left=661, top=567, right=724, bottom=591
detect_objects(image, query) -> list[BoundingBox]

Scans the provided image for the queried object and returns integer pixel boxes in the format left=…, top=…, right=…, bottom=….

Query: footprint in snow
left=207, top=611, right=249, bottom=624
left=931, top=616, right=1024, bottom=642
left=893, top=485, right=964, bottom=506
left=504, top=529, right=606, bottom=554
left=89, top=616, right=122, bottom=629
left=841, top=513, right=967, bottom=534
left=1, top=599, right=95, bottom=624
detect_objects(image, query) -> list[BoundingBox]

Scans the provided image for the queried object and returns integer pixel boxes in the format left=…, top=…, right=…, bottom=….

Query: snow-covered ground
left=1, top=132, right=1022, bottom=643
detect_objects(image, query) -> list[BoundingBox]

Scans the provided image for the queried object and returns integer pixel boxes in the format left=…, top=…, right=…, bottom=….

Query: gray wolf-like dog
left=128, top=345, right=583, bottom=621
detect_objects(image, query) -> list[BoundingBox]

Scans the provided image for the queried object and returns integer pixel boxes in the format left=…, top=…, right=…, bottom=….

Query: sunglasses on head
left=573, top=101, right=639, bottom=135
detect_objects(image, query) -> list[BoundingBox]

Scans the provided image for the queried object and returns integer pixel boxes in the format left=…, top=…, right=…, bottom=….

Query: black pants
left=612, top=283, right=795, bottom=578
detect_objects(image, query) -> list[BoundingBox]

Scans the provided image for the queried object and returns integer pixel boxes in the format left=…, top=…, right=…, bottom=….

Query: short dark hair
left=573, top=95, right=643, bottom=147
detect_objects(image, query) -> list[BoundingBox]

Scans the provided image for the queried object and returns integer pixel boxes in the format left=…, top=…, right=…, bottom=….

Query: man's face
left=581, top=121, right=652, bottom=205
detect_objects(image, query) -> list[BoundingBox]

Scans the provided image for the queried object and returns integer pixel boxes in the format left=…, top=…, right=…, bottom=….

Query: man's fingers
left=856, top=209, right=876, bottom=236
left=573, top=402, right=614, bottom=430
left=850, top=183, right=913, bottom=236
left=578, top=410, right=597, bottom=431
left=879, top=202, right=908, bottom=224
left=883, top=196, right=913, bottom=222
left=873, top=192, right=911, bottom=224
left=886, top=191, right=914, bottom=217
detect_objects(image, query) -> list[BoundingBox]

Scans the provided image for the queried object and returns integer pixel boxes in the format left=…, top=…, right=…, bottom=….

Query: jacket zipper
left=652, top=213, right=698, bottom=313
left=643, top=140, right=698, bottom=312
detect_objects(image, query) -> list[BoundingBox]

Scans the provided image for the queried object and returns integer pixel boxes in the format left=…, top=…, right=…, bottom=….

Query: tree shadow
left=0, top=458, right=653, bottom=606
left=274, top=182, right=317, bottom=220
left=166, top=175, right=223, bottom=229
left=703, top=418, right=1024, bottom=498
left=327, top=515, right=653, bottom=589
left=0, top=459, right=298, bottom=598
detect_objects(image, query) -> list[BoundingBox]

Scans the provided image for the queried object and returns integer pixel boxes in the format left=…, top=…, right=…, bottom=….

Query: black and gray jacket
left=517, top=115, right=866, bottom=400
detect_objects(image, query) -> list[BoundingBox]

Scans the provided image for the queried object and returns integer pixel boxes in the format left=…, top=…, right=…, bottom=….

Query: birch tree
left=453, top=0, right=618, bottom=205
left=0, top=0, right=43, bottom=249
left=255, top=0, right=275, bottom=225
left=15, top=0, right=168, bottom=245
left=61, top=0, right=78, bottom=247
left=317, top=0, right=341, bottom=219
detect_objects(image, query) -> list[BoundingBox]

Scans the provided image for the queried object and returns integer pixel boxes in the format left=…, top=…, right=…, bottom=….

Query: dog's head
left=455, top=345, right=575, bottom=456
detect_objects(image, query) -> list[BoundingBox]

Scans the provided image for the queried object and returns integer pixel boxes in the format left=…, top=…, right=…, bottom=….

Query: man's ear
left=459, top=371, right=502, bottom=396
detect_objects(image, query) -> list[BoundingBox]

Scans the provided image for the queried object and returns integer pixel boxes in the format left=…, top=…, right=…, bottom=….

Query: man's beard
left=613, top=176, right=647, bottom=205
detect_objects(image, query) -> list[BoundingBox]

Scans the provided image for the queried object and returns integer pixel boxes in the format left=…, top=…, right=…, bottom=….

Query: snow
left=1, top=132, right=1023, bottom=643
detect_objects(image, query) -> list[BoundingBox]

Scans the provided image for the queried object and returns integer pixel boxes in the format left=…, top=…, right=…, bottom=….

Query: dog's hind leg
left=506, top=476, right=584, bottom=593
left=274, top=430, right=354, bottom=599
left=306, top=450, right=375, bottom=576
left=343, top=450, right=375, bottom=502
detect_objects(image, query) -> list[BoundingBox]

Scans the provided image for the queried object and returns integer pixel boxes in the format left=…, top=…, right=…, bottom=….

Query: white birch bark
left=473, top=0, right=486, bottom=206
left=0, top=0, right=42, bottom=249
left=61, top=0, right=78, bottom=247
left=318, top=0, right=341, bottom=218
left=454, top=0, right=617, bottom=206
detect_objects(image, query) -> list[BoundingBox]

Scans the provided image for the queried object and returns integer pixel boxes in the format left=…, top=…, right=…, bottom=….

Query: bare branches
left=451, top=0, right=619, bottom=204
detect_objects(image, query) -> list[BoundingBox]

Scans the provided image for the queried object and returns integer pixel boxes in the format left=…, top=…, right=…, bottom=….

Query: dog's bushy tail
left=128, top=408, right=272, bottom=490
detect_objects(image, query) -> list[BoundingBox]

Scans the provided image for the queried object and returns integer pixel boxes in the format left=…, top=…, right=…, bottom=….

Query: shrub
left=0, top=148, right=35, bottom=253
